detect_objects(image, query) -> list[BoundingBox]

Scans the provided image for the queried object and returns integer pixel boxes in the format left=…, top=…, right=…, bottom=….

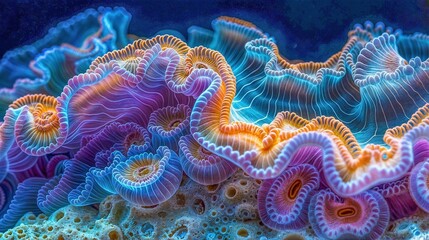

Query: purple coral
left=258, top=164, right=319, bottom=230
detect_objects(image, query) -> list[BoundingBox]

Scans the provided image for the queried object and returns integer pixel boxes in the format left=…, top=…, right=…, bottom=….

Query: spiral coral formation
left=1, top=7, right=429, bottom=239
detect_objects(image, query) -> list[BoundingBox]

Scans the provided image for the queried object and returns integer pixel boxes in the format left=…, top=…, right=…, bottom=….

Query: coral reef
left=1, top=6, right=429, bottom=240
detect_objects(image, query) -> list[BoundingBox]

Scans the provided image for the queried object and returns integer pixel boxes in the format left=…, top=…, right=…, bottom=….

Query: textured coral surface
left=1, top=6, right=429, bottom=240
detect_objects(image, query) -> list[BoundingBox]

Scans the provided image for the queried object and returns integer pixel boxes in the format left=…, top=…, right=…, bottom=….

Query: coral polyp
left=112, top=147, right=183, bottom=206
left=178, top=134, right=237, bottom=185
left=308, top=189, right=390, bottom=239
left=1, top=5, right=429, bottom=239
left=257, top=164, right=319, bottom=230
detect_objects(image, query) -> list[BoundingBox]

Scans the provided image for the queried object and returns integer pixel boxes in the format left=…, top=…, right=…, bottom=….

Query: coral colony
left=1, top=6, right=429, bottom=240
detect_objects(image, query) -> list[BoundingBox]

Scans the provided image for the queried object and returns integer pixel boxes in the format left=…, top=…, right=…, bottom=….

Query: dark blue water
left=1, top=0, right=428, bottom=61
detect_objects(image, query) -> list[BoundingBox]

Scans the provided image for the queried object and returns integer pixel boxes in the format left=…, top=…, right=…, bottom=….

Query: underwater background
left=1, top=0, right=429, bottom=239
left=2, top=0, right=429, bottom=61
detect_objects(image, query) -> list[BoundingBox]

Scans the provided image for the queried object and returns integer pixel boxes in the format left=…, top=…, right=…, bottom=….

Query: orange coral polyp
left=33, top=109, right=60, bottom=132
left=7, top=94, right=64, bottom=156
left=10, top=95, right=60, bottom=133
